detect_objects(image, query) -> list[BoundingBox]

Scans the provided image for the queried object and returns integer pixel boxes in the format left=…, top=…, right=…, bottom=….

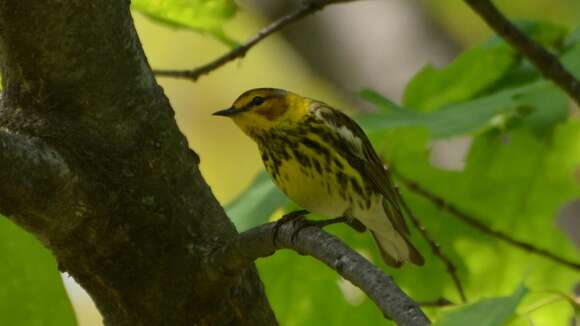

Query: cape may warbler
left=214, top=88, right=424, bottom=267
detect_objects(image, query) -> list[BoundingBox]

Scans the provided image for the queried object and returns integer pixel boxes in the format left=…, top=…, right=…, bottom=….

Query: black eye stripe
left=239, top=95, right=276, bottom=111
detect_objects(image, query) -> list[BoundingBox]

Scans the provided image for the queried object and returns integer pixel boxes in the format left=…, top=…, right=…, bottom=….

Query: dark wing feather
left=311, top=103, right=410, bottom=236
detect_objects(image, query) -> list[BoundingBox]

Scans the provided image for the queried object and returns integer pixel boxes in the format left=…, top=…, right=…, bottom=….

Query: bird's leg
left=289, top=217, right=339, bottom=244
left=343, top=216, right=367, bottom=233
left=287, top=215, right=369, bottom=244
left=336, top=209, right=366, bottom=232
left=290, top=216, right=360, bottom=243
left=274, top=210, right=367, bottom=244
left=306, top=216, right=348, bottom=228
left=273, top=209, right=309, bottom=245
left=306, top=216, right=367, bottom=231
left=280, top=209, right=310, bottom=222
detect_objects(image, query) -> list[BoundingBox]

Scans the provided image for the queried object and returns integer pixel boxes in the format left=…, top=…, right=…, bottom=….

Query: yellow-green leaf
left=131, top=0, right=238, bottom=46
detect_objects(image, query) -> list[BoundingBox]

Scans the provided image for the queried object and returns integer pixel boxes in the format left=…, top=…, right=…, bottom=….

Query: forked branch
left=211, top=219, right=430, bottom=326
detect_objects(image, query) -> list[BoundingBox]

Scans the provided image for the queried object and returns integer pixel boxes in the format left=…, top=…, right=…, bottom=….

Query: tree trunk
left=0, top=0, right=277, bottom=325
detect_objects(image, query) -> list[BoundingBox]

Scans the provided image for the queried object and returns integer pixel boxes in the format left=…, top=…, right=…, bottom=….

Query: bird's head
left=213, top=88, right=309, bottom=138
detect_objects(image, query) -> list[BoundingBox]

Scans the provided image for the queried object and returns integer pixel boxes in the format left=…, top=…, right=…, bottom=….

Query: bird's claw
left=289, top=218, right=319, bottom=244
left=273, top=209, right=309, bottom=245
left=344, top=216, right=367, bottom=233
left=273, top=212, right=366, bottom=245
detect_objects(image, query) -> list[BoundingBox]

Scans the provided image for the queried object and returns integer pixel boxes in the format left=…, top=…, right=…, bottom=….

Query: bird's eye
left=252, top=96, right=265, bottom=106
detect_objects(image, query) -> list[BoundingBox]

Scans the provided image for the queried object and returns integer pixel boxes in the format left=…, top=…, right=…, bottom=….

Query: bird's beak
left=212, top=107, right=239, bottom=117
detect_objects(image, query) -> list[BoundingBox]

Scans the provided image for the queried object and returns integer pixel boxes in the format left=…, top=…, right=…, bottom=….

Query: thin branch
left=464, top=0, right=580, bottom=105
left=398, top=196, right=467, bottom=303
left=153, top=0, right=354, bottom=81
left=211, top=219, right=430, bottom=326
left=395, top=173, right=580, bottom=271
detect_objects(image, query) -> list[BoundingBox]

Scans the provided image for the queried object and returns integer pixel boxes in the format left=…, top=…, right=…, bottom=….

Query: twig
left=382, top=163, right=466, bottom=303
left=395, top=172, right=580, bottom=271
left=211, top=219, right=430, bottom=325
left=154, top=0, right=353, bottom=81
left=464, top=0, right=580, bottom=105
left=398, top=196, right=467, bottom=303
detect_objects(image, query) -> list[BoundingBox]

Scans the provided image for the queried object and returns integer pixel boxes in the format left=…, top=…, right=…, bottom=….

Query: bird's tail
left=370, top=228, right=424, bottom=268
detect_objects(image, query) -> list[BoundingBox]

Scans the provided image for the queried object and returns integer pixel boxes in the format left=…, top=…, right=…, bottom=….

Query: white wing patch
left=312, top=104, right=365, bottom=156
left=337, top=125, right=363, bottom=151
left=312, top=104, right=327, bottom=121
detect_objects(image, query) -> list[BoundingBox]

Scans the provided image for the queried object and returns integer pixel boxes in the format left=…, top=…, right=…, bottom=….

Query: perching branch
left=464, top=0, right=580, bottom=105
left=398, top=197, right=467, bottom=303
left=211, top=219, right=431, bottom=326
left=153, top=0, right=356, bottom=81
left=395, top=173, right=580, bottom=271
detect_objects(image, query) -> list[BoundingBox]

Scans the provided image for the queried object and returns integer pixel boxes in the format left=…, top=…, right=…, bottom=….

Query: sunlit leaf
left=520, top=290, right=580, bottom=323
left=393, top=121, right=580, bottom=325
left=258, top=247, right=392, bottom=326
left=0, top=217, right=76, bottom=326
left=131, top=0, right=238, bottom=46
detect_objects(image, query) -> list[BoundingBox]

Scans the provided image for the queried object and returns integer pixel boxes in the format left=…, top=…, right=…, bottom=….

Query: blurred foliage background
left=0, top=0, right=579, bottom=325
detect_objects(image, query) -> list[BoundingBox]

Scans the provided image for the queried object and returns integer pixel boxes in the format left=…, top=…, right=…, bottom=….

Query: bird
left=213, top=88, right=424, bottom=267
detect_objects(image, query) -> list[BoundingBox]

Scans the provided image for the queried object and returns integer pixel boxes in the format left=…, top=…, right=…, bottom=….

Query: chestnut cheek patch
left=256, top=105, right=287, bottom=121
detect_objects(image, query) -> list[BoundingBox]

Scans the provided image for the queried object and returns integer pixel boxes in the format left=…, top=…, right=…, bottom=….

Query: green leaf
left=131, top=0, right=238, bottom=46
left=564, top=26, right=580, bottom=49
left=402, top=44, right=517, bottom=112
left=521, top=290, right=580, bottom=319
left=258, top=247, right=392, bottom=326
left=435, top=284, right=528, bottom=326
left=394, top=121, right=580, bottom=325
left=0, top=217, right=76, bottom=326
left=225, top=171, right=289, bottom=231
left=507, top=83, right=569, bottom=135
left=359, top=81, right=568, bottom=138
left=402, top=21, right=568, bottom=113
left=561, top=35, right=580, bottom=77
left=359, top=89, right=408, bottom=114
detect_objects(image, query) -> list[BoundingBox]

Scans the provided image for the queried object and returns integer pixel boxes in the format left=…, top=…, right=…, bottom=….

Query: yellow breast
left=268, top=156, right=350, bottom=217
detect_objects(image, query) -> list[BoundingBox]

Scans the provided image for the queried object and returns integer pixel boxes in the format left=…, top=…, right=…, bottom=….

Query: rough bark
left=0, top=0, right=276, bottom=325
